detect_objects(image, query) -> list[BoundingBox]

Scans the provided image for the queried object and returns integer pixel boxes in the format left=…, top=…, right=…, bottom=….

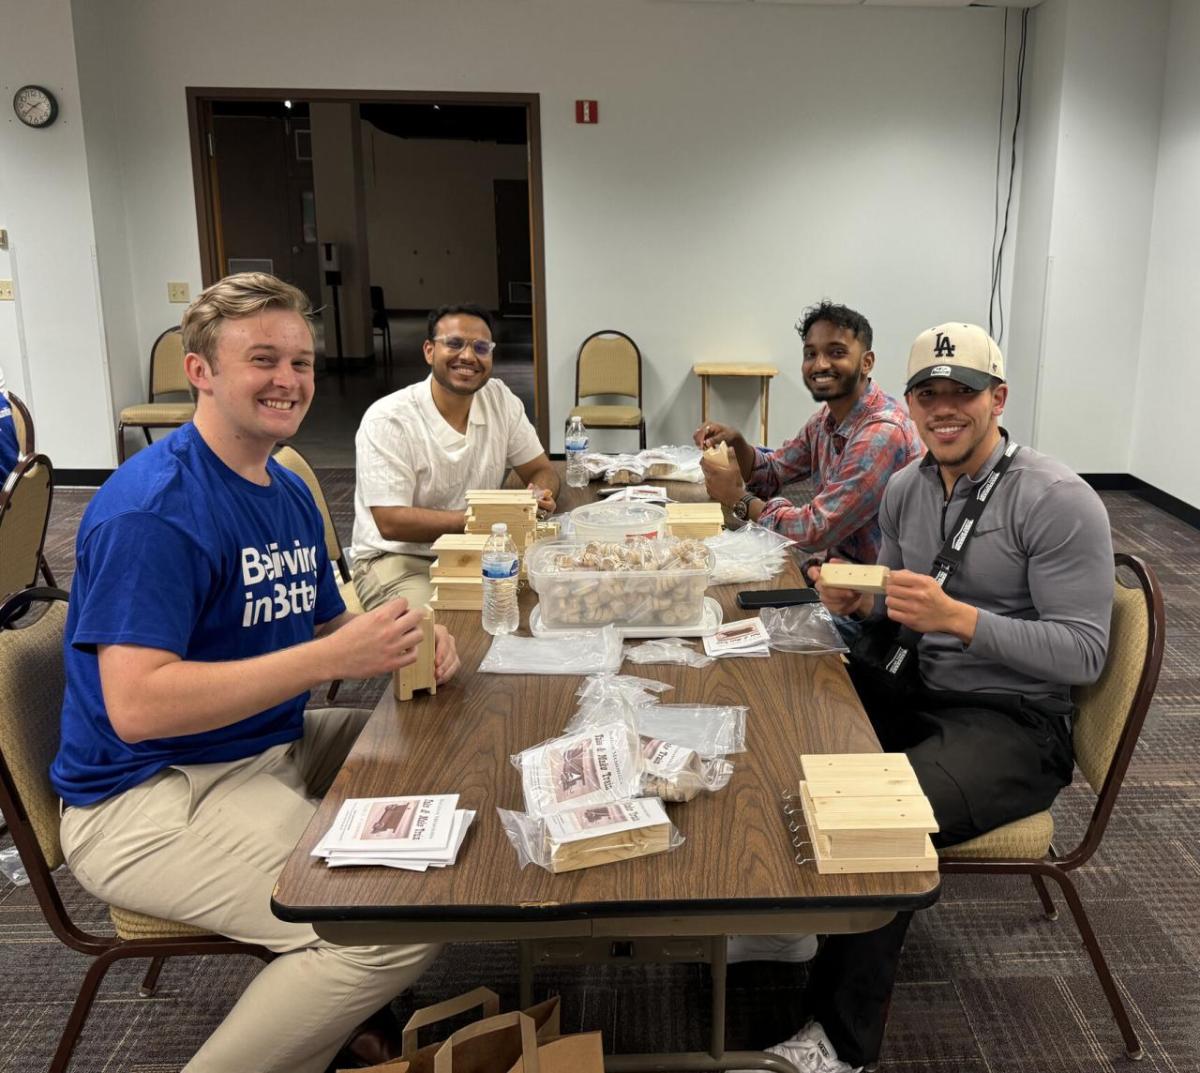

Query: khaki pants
left=353, top=552, right=434, bottom=611
left=59, top=708, right=440, bottom=1073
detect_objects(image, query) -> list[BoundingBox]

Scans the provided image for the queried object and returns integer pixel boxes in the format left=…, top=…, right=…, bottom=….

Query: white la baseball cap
left=906, top=322, right=1006, bottom=393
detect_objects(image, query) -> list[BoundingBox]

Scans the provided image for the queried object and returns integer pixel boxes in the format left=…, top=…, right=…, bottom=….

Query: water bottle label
left=566, top=438, right=588, bottom=452
left=482, top=556, right=519, bottom=579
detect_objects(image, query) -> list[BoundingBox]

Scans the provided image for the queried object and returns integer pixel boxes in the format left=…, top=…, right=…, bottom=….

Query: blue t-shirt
left=0, top=392, right=19, bottom=483
left=51, top=423, right=346, bottom=807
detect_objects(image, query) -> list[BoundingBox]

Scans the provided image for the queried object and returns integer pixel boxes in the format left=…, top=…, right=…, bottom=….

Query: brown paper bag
left=346, top=991, right=561, bottom=1073
left=507, top=1033, right=604, bottom=1073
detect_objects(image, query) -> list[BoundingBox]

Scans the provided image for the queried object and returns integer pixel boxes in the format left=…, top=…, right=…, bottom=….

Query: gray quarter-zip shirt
left=876, top=435, right=1113, bottom=700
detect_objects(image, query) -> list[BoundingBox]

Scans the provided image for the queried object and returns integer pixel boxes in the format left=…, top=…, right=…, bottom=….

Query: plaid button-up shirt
left=749, top=381, right=923, bottom=563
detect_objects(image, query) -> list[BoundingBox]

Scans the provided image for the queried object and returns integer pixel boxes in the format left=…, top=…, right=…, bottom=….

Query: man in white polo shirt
left=352, top=303, right=558, bottom=610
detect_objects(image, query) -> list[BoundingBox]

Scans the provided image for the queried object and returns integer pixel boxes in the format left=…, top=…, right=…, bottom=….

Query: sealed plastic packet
left=639, top=737, right=734, bottom=802
left=761, top=602, right=848, bottom=655
left=512, top=722, right=643, bottom=817
left=479, top=625, right=623, bottom=675
left=576, top=672, right=673, bottom=709
left=623, top=637, right=715, bottom=668
left=636, top=703, right=748, bottom=757
left=498, top=797, right=683, bottom=873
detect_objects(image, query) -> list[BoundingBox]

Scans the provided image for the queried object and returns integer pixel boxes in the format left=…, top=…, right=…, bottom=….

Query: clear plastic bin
left=527, top=538, right=713, bottom=629
left=571, top=501, right=666, bottom=543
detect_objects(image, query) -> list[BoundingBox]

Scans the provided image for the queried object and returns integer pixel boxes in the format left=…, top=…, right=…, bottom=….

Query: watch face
left=13, top=85, right=57, bottom=128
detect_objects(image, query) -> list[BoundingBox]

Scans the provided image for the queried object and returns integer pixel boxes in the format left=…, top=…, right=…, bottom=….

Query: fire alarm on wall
left=575, top=100, right=599, bottom=124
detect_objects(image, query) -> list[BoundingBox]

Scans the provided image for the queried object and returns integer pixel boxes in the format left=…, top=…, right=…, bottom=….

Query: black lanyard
left=886, top=439, right=1021, bottom=675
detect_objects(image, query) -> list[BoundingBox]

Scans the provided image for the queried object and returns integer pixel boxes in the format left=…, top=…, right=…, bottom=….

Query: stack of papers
left=702, top=617, right=771, bottom=659
left=312, top=794, right=474, bottom=871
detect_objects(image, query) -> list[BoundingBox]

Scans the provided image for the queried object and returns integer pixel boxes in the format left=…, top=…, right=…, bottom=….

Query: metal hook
left=794, top=852, right=815, bottom=866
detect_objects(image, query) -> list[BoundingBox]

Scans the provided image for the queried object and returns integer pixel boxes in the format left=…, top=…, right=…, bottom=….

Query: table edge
left=272, top=880, right=941, bottom=925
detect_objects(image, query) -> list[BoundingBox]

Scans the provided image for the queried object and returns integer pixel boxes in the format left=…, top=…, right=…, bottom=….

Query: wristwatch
left=732, top=492, right=758, bottom=521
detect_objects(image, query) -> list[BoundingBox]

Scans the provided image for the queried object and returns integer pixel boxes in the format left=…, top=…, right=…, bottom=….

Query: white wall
left=1132, top=0, right=1200, bottom=507
left=34, top=0, right=1018, bottom=466
left=0, top=0, right=116, bottom=469
left=1028, top=0, right=1168, bottom=472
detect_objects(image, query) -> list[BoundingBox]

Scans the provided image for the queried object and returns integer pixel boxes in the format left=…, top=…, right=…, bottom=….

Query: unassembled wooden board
left=465, top=489, right=537, bottom=504
left=818, top=562, right=890, bottom=594
left=393, top=610, right=437, bottom=702
left=431, top=534, right=491, bottom=552
left=431, top=554, right=484, bottom=578
left=430, top=589, right=484, bottom=612
left=548, top=822, right=672, bottom=874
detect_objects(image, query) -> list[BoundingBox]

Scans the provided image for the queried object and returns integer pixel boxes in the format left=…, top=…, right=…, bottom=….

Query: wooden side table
left=692, top=362, right=780, bottom=446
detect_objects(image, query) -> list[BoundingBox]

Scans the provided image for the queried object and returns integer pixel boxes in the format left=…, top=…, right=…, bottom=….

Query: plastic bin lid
left=571, top=501, right=667, bottom=528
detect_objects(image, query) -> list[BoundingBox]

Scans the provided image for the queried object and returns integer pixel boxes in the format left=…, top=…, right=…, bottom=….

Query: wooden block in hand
left=819, top=562, right=890, bottom=594
left=393, top=609, right=437, bottom=702
left=703, top=441, right=734, bottom=468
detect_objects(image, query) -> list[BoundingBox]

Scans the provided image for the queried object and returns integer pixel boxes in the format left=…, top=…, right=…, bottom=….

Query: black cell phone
left=736, top=588, right=822, bottom=610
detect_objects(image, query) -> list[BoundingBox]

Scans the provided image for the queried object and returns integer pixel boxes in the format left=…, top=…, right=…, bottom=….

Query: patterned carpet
left=1, top=480, right=1196, bottom=1072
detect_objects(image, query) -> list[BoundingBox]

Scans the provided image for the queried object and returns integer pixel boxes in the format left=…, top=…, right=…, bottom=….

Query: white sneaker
left=726, top=933, right=819, bottom=964
left=736, top=1021, right=861, bottom=1073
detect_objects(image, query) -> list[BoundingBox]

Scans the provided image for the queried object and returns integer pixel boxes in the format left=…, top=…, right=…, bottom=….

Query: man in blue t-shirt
left=0, top=371, right=20, bottom=482
left=53, top=273, right=460, bottom=1073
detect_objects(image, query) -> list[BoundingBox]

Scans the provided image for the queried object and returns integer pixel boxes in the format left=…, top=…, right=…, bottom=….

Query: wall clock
left=13, top=85, right=58, bottom=129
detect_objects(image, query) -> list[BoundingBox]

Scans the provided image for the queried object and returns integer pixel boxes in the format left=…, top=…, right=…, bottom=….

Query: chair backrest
left=6, top=391, right=34, bottom=456
left=576, top=330, right=642, bottom=403
left=0, top=589, right=70, bottom=875
left=1070, top=553, right=1164, bottom=854
left=149, top=326, right=190, bottom=399
left=0, top=453, right=55, bottom=601
left=370, top=286, right=385, bottom=314
left=272, top=445, right=349, bottom=581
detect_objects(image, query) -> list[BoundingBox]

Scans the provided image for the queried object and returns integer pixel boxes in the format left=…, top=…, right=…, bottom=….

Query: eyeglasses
left=434, top=335, right=496, bottom=358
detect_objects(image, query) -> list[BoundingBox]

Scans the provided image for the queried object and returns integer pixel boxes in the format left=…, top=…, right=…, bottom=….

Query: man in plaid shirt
left=696, top=301, right=922, bottom=565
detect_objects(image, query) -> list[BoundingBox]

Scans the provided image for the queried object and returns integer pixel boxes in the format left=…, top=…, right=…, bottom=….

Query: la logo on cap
left=933, top=332, right=956, bottom=357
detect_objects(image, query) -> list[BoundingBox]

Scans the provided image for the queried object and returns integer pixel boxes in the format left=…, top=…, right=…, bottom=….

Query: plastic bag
left=604, top=454, right=648, bottom=484
left=511, top=722, right=644, bottom=817
left=636, top=703, right=748, bottom=756
left=639, top=737, right=734, bottom=801
left=498, top=797, right=683, bottom=873
left=575, top=673, right=672, bottom=708
left=0, top=845, right=28, bottom=886
left=638, top=445, right=703, bottom=483
left=479, top=626, right=623, bottom=675
left=705, top=522, right=796, bottom=584
left=564, top=674, right=672, bottom=734
left=623, top=638, right=714, bottom=668
left=761, top=602, right=849, bottom=655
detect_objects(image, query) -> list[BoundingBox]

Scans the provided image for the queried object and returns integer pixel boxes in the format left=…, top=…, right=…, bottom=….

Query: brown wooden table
left=273, top=475, right=939, bottom=1072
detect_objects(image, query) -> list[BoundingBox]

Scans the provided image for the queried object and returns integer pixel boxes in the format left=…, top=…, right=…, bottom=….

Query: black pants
left=803, top=666, right=1076, bottom=1067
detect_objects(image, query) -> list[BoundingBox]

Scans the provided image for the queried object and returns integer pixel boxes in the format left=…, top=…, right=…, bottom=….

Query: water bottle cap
left=492, top=522, right=507, bottom=534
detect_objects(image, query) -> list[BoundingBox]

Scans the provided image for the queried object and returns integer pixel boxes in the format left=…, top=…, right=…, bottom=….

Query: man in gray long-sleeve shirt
left=745, top=324, right=1114, bottom=1073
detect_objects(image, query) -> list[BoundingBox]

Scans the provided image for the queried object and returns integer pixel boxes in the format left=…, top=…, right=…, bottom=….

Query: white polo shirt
left=351, top=375, right=544, bottom=562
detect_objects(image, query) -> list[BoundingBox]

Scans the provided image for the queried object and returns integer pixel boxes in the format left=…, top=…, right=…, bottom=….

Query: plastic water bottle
left=481, top=522, right=520, bottom=635
left=565, top=415, right=589, bottom=488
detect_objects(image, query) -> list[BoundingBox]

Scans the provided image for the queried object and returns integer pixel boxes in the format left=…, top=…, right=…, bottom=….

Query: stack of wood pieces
left=818, top=562, right=890, bottom=594
left=549, top=821, right=671, bottom=873
left=393, top=610, right=437, bottom=702
left=429, top=534, right=489, bottom=611
left=665, top=502, right=724, bottom=540
left=465, top=489, right=538, bottom=551
left=797, top=753, right=938, bottom=873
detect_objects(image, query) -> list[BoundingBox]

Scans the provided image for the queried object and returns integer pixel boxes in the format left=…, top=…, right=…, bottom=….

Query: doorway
left=187, top=88, right=549, bottom=465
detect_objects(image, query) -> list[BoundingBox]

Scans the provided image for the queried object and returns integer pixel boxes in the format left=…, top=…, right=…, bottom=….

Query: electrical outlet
left=167, top=281, right=191, bottom=303
left=0, top=280, right=13, bottom=301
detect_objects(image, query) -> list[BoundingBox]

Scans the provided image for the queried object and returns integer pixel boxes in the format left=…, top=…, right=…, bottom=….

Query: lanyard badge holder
left=880, top=440, right=1021, bottom=680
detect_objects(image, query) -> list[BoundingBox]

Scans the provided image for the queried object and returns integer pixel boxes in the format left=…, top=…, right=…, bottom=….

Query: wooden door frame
left=186, top=86, right=551, bottom=448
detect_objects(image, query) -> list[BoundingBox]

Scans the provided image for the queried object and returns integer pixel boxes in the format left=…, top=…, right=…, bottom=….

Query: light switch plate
left=0, top=280, right=13, bottom=301
left=167, top=281, right=191, bottom=303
